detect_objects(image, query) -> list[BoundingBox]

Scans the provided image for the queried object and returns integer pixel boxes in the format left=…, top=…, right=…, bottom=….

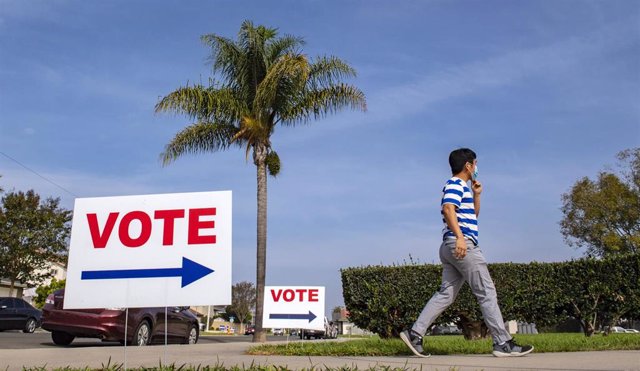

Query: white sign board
left=64, top=191, right=232, bottom=309
left=262, top=286, right=325, bottom=330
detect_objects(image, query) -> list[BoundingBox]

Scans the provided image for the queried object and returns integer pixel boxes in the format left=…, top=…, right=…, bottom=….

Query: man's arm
left=442, top=204, right=467, bottom=259
left=472, top=180, right=482, bottom=217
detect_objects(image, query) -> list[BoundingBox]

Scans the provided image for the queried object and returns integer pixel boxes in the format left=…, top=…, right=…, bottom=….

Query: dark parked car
left=0, top=297, right=42, bottom=333
left=41, top=289, right=199, bottom=346
left=244, top=325, right=255, bottom=335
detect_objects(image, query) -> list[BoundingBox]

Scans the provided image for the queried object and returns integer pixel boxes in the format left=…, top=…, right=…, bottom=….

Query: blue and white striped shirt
left=441, top=177, right=478, bottom=245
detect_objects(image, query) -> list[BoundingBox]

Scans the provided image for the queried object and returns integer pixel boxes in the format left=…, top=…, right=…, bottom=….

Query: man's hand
left=471, top=180, right=483, bottom=195
left=454, top=237, right=467, bottom=259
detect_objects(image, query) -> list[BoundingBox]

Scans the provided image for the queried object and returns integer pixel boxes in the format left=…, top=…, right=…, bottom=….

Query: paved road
left=1, top=337, right=638, bottom=371
left=0, top=330, right=301, bottom=349
left=2, top=331, right=639, bottom=370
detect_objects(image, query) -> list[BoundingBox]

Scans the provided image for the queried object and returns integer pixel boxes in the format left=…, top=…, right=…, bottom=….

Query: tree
left=33, top=278, right=66, bottom=309
left=0, top=190, right=72, bottom=296
left=221, top=306, right=253, bottom=323
left=155, top=20, right=366, bottom=342
left=561, top=148, right=640, bottom=257
left=225, top=281, right=256, bottom=333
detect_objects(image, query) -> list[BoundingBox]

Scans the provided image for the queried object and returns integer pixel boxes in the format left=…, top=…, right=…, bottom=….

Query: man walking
left=400, top=148, right=533, bottom=358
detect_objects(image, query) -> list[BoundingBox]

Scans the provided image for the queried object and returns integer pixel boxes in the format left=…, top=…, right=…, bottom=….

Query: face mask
left=470, top=165, right=478, bottom=181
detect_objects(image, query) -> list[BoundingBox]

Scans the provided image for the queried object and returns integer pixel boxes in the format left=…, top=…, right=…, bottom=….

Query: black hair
left=449, top=148, right=476, bottom=175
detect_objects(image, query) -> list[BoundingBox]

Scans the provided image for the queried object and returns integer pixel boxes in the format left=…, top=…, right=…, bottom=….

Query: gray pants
left=412, top=239, right=512, bottom=344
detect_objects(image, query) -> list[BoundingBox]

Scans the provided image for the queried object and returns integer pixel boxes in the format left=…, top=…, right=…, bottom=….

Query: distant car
left=0, top=297, right=42, bottom=333
left=273, top=328, right=284, bottom=336
left=625, top=329, right=639, bottom=334
left=41, top=289, right=199, bottom=346
left=244, top=326, right=255, bottom=335
left=610, top=326, right=628, bottom=334
left=432, top=325, right=462, bottom=335
left=299, top=317, right=337, bottom=340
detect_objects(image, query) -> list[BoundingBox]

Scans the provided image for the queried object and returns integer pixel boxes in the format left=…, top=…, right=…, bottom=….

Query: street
left=1, top=332, right=639, bottom=371
left=0, top=330, right=300, bottom=350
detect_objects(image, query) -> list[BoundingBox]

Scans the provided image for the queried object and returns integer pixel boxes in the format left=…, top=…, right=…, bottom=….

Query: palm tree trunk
left=253, top=145, right=268, bottom=343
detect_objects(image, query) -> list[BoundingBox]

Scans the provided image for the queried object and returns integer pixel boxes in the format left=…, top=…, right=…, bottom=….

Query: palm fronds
left=160, top=122, right=240, bottom=166
left=158, top=20, right=366, bottom=165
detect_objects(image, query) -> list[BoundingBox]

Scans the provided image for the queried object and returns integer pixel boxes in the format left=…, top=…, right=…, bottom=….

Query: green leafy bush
left=341, top=254, right=640, bottom=338
left=34, top=278, right=66, bottom=309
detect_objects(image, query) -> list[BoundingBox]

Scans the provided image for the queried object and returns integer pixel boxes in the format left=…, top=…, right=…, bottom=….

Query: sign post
left=64, top=190, right=232, bottom=309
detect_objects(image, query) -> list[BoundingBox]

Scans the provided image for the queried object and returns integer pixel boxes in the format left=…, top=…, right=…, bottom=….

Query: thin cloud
left=0, top=0, right=68, bottom=27
left=368, top=19, right=636, bottom=121
left=277, top=18, right=637, bottom=148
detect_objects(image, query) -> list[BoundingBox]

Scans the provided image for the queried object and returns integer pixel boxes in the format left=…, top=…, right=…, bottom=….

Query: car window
left=8, top=298, right=18, bottom=308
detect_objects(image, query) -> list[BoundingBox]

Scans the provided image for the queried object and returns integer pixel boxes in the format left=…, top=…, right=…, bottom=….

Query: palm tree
left=155, top=20, right=366, bottom=342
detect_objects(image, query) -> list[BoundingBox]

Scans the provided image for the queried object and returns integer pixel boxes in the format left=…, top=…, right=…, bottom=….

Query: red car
left=42, top=289, right=199, bottom=346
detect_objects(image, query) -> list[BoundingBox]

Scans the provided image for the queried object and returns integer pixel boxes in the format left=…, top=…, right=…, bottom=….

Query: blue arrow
left=81, top=257, right=214, bottom=288
left=269, top=311, right=317, bottom=323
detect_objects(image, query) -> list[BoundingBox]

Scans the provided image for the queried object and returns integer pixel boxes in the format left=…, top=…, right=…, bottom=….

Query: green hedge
left=341, top=254, right=640, bottom=338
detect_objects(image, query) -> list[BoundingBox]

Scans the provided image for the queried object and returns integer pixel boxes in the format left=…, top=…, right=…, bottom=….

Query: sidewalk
left=1, top=340, right=639, bottom=371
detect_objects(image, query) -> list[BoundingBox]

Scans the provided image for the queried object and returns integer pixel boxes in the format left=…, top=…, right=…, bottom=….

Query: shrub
left=341, top=254, right=640, bottom=338
left=33, top=278, right=65, bottom=309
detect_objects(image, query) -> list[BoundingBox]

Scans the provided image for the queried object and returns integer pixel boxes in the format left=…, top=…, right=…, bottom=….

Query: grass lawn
left=247, top=333, right=640, bottom=356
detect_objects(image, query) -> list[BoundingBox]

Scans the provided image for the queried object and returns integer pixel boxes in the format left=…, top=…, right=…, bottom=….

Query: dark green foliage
left=341, top=254, right=640, bottom=338
left=265, top=151, right=280, bottom=177
left=558, top=255, right=640, bottom=336
left=0, top=190, right=72, bottom=295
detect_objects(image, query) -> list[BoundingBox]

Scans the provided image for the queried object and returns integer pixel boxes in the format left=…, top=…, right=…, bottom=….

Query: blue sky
left=1, top=1, right=639, bottom=312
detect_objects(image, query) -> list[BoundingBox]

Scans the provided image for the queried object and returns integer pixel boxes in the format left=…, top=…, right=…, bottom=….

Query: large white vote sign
left=64, top=191, right=232, bottom=309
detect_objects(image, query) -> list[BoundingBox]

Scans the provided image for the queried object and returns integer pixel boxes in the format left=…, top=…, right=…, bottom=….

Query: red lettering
left=271, top=289, right=282, bottom=302
left=118, top=211, right=152, bottom=248
left=88, top=207, right=219, bottom=248
left=309, top=289, right=319, bottom=302
left=271, top=288, right=320, bottom=302
left=188, top=208, right=216, bottom=245
left=154, top=209, right=185, bottom=246
left=87, top=212, right=119, bottom=248
left=283, top=289, right=295, bottom=302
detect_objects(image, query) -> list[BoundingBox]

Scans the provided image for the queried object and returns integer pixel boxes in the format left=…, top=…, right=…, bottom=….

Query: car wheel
left=23, top=318, right=37, bottom=333
left=184, top=325, right=198, bottom=345
left=51, top=331, right=75, bottom=346
left=132, top=321, right=151, bottom=346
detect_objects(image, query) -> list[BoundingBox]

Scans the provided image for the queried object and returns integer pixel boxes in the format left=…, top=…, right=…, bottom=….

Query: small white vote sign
left=262, top=286, right=325, bottom=330
left=64, top=191, right=232, bottom=309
